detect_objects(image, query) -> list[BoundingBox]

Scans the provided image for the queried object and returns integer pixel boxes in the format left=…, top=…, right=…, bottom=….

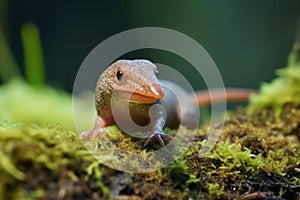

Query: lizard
left=80, top=59, right=253, bottom=146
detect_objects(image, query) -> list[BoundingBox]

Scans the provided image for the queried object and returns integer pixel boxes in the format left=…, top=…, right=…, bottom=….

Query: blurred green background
left=1, top=0, right=300, bottom=91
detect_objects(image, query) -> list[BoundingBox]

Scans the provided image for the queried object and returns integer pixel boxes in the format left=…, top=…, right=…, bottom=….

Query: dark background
left=4, top=0, right=300, bottom=92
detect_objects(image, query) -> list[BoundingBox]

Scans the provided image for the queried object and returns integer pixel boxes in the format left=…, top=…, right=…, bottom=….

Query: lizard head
left=98, top=59, right=164, bottom=104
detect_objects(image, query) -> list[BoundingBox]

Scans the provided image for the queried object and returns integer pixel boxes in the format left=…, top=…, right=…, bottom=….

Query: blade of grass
left=21, top=22, right=45, bottom=86
left=288, top=20, right=300, bottom=66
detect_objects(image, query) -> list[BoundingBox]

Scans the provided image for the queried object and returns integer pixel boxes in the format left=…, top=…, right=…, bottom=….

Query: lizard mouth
left=114, top=83, right=164, bottom=104
left=116, top=91, right=159, bottom=103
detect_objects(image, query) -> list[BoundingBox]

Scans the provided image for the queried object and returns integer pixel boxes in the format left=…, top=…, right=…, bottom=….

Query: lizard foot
left=143, top=130, right=174, bottom=147
left=80, top=128, right=109, bottom=139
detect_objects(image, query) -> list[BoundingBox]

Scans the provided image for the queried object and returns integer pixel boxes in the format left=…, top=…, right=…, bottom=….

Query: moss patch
left=247, top=42, right=300, bottom=116
left=90, top=104, right=299, bottom=199
left=0, top=121, right=109, bottom=200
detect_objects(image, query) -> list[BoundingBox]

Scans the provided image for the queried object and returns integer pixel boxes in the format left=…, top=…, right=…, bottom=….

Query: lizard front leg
left=143, top=104, right=174, bottom=147
left=80, top=116, right=113, bottom=138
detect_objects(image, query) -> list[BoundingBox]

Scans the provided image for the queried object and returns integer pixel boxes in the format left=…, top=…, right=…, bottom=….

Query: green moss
left=0, top=121, right=109, bottom=199
left=101, top=105, right=299, bottom=199
left=247, top=42, right=300, bottom=115
left=207, top=183, right=224, bottom=199
left=206, top=141, right=264, bottom=175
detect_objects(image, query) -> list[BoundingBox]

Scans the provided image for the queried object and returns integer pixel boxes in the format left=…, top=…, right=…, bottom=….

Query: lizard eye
left=116, top=70, right=123, bottom=80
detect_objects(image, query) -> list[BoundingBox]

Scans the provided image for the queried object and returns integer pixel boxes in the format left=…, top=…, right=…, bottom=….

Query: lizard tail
left=192, top=88, right=256, bottom=106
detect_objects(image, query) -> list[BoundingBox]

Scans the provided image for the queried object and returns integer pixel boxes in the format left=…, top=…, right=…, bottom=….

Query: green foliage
left=0, top=79, right=73, bottom=129
left=0, top=79, right=94, bottom=131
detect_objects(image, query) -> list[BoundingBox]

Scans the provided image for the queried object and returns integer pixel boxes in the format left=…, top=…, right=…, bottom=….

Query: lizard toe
left=143, top=131, right=173, bottom=147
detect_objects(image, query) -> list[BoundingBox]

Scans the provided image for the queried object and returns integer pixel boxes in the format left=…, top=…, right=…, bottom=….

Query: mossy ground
left=1, top=44, right=300, bottom=200
left=1, top=103, right=299, bottom=200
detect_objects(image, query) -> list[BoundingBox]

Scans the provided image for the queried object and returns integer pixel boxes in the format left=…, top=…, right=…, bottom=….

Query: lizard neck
left=96, top=89, right=156, bottom=127
left=95, top=90, right=112, bottom=118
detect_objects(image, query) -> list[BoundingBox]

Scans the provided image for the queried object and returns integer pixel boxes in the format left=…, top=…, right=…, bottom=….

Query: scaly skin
left=80, top=59, right=254, bottom=146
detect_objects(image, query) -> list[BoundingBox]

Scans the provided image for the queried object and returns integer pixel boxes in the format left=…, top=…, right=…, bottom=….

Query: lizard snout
left=143, top=82, right=164, bottom=99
